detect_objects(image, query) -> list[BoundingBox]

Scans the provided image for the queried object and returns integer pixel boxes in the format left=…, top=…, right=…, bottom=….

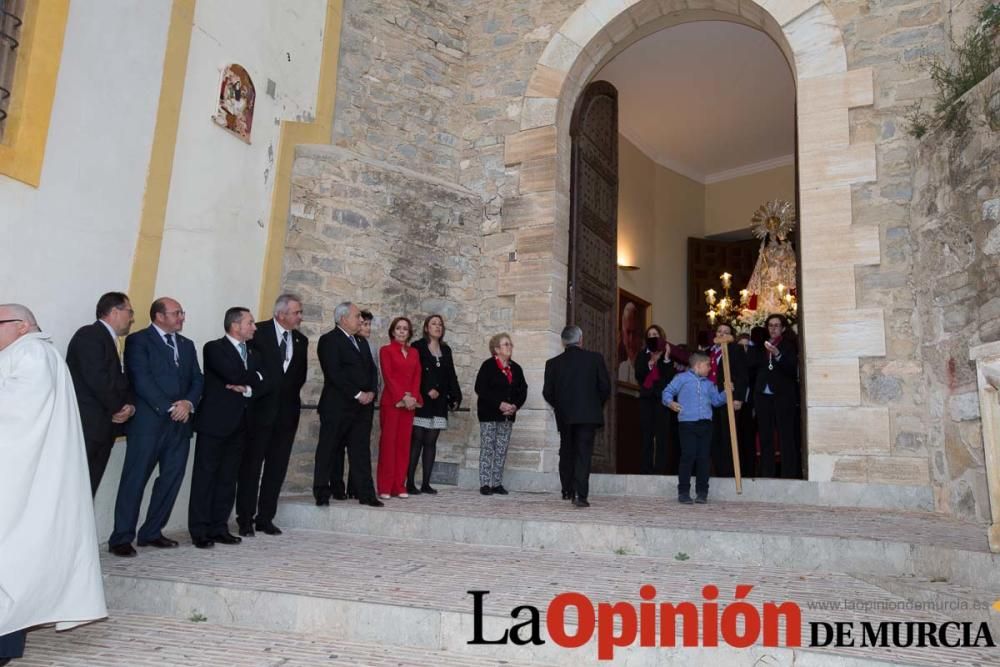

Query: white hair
left=333, top=301, right=353, bottom=325
left=273, top=293, right=302, bottom=317
left=561, top=325, right=582, bottom=346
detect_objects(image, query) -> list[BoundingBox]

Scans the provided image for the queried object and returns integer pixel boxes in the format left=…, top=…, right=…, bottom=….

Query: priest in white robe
left=0, top=304, right=107, bottom=663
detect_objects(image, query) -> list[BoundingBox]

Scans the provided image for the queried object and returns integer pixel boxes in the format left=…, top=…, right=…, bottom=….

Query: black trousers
left=188, top=421, right=246, bottom=540
left=85, top=434, right=116, bottom=496
left=314, top=407, right=376, bottom=502
left=755, top=392, right=800, bottom=478
left=638, top=397, right=669, bottom=474
left=236, top=407, right=300, bottom=527
left=0, top=630, right=25, bottom=659
left=678, top=420, right=713, bottom=497
left=559, top=424, right=597, bottom=500
left=710, top=406, right=736, bottom=477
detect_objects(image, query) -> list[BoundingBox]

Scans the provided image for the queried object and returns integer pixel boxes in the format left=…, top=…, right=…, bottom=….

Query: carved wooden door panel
left=686, top=237, right=760, bottom=345
left=568, top=81, right=618, bottom=473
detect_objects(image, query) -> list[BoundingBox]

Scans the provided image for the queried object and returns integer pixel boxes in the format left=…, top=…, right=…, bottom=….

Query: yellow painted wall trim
left=0, top=0, right=69, bottom=187
left=258, top=0, right=343, bottom=317
left=127, top=0, right=196, bottom=328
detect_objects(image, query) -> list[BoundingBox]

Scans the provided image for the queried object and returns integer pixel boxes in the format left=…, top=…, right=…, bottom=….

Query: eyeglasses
left=116, top=307, right=135, bottom=316
left=0, top=319, right=23, bottom=325
left=164, top=310, right=186, bottom=317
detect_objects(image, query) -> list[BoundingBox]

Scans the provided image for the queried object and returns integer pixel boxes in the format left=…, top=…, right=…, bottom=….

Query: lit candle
left=739, top=289, right=749, bottom=304
left=707, top=310, right=717, bottom=324
left=776, top=283, right=786, bottom=295
left=791, top=302, right=798, bottom=313
left=718, top=297, right=729, bottom=312
left=720, top=272, right=732, bottom=289
left=705, top=289, right=717, bottom=305
left=784, top=293, right=793, bottom=304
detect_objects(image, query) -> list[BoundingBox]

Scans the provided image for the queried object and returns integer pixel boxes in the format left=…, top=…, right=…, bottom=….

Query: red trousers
left=377, top=404, right=413, bottom=495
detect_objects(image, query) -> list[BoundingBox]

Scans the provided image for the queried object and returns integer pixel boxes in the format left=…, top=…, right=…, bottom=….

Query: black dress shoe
left=109, top=543, right=137, bottom=557
left=695, top=495, right=708, bottom=504
left=137, top=536, right=179, bottom=548
left=491, top=485, right=509, bottom=495
left=480, top=485, right=493, bottom=495
left=406, top=484, right=422, bottom=495
left=332, top=492, right=348, bottom=501
left=572, top=498, right=590, bottom=508
left=213, top=532, right=242, bottom=545
left=561, top=491, right=574, bottom=500
left=347, top=490, right=358, bottom=499
left=193, top=538, right=215, bottom=549
left=256, top=522, right=282, bottom=536
left=238, top=525, right=255, bottom=537
left=420, top=484, right=438, bottom=495
left=315, top=497, right=330, bottom=506
left=361, top=497, right=384, bottom=507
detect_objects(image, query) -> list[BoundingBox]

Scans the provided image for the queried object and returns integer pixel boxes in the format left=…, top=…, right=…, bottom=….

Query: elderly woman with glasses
left=473, top=332, right=527, bottom=496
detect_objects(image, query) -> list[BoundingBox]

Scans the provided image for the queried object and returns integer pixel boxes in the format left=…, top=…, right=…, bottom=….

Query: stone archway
left=501, top=0, right=888, bottom=483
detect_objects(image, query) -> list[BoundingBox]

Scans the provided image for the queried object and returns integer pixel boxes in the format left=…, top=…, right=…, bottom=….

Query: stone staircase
left=26, top=487, right=1000, bottom=666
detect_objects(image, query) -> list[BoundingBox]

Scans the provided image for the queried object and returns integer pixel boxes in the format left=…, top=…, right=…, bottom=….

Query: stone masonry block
left=806, top=358, right=862, bottom=406
left=809, top=407, right=891, bottom=455
left=806, top=308, right=886, bottom=359
left=504, top=126, right=557, bottom=167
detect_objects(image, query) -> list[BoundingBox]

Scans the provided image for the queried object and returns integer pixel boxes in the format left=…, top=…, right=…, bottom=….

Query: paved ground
left=18, top=612, right=540, bottom=666
left=281, top=488, right=992, bottom=552
left=99, top=526, right=1000, bottom=665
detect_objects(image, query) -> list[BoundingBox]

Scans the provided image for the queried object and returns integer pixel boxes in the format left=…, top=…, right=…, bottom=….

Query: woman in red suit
left=377, top=317, right=422, bottom=498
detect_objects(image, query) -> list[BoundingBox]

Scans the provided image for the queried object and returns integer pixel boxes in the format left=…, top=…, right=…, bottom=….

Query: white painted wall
left=0, top=1, right=328, bottom=541
left=154, top=0, right=325, bottom=349
left=0, top=0, right=171, bottom=348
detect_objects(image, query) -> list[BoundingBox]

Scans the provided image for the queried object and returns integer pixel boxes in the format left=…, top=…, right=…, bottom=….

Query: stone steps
left=273, top=489, right=1000, bottom=589
left=97, top=523, right=1000, bottom=666
left=18, top=611, right=545, bottom=666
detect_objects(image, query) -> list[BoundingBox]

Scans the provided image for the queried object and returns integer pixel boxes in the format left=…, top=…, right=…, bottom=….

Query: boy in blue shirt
left=662, top=351, right=730, bottom=504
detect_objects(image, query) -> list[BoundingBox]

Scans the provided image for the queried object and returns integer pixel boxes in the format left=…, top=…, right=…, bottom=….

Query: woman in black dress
left=408, top=314, right=462, bottom=494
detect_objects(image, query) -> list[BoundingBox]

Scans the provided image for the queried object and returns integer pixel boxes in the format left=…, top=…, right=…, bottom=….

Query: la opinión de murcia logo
left=467, top=586, right=996, bottom=660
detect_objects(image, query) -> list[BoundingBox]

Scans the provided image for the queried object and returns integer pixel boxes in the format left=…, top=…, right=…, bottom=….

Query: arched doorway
left=503, top=0, right=886, bottom=484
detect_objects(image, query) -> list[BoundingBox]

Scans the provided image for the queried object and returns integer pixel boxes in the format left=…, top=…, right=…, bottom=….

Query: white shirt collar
left=274, top=320, right=288, bottom=339
left=98, top=319, right=117, bottom=342
left=152, top=323, right=171, bottom=340
left=225, top=333, right=244, bottom=352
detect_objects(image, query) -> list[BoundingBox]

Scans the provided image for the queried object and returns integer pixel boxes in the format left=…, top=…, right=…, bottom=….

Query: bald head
left=0, top=303, right=39, bottom=351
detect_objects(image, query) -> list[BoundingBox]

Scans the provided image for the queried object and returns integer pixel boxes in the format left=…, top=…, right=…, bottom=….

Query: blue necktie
left=164, top=333, right=179, bottom=366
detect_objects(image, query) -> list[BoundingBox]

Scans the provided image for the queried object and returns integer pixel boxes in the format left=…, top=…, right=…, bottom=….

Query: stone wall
left=282, top=145, right=483, bottom=492
left=281, top=0, right=1000, bottom=516
left=908, top=70, right=1000, bottom=521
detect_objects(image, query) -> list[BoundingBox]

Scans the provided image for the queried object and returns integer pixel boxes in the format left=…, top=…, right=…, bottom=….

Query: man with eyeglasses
left=0, top=304, right=107, bottom=664
left=66, top=292, right=137, bottom=496
left=108, top=297, right=203, bottom=557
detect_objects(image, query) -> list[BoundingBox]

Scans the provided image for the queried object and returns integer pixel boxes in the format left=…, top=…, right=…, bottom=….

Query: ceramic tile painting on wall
left=212, top=64, right=255, bottom=143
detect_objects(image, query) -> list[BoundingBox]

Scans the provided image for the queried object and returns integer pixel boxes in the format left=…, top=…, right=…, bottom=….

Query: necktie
left=279, top=330, right=289, bottom=370
left=164, top=333, right=179, bottom=366
left=115, top=336, right=125, bottom=371
left=239, top=342, right=248, bottom=369
left=350, top=333, right=360, bottom=353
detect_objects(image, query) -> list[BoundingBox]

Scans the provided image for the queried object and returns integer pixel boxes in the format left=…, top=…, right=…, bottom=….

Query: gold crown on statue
left=751, top=200, right=796, bottom=243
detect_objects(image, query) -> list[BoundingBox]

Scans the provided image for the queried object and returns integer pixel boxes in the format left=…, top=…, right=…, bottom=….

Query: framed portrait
left=616, top=288, right=651, bottom=387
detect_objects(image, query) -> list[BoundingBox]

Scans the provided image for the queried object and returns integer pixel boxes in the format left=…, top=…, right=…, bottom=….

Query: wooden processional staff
left=719, top=339, right=742, bottom=494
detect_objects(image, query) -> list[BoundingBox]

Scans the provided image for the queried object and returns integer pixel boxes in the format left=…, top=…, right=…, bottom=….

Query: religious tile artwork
left=212, top=64, right=255, bottom=143
left=617, top=288, right=650, bottom=387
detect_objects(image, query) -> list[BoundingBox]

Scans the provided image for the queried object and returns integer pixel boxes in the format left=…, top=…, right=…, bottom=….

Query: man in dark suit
left=236, top=294, right=308, bottom=537
left=109, top=297, right=203, bottom=557
left=66, top=292, right=136, bottom=496
left=313, top=301, right=382, bottom=507
left=748, top=314, right=800, bottom=478
left=542, top=325, right=611, bottom=508
left=188, top=307, right=265, bottom=548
